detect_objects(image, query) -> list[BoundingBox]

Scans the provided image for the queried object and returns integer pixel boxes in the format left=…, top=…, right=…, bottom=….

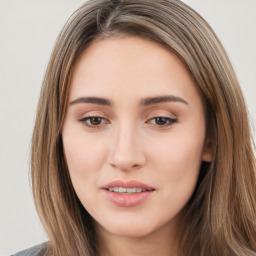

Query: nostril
left=107, top=141, right=146, bottom=170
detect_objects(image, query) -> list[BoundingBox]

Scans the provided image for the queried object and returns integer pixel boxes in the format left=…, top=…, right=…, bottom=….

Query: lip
left=103, top=180, right=155, bottom=190
left=102, top=180, right=155, bottom=207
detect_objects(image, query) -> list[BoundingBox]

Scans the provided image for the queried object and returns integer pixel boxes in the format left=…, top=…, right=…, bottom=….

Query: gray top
left=11, top=243, right=47, bottom=256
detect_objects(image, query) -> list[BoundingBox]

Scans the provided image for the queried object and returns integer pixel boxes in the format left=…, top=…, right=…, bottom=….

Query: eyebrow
left=70, top=95, right=188, bottom=106
left=140, top=95, right=188, bottom=106
left=70, top=97, right=112, bottom=106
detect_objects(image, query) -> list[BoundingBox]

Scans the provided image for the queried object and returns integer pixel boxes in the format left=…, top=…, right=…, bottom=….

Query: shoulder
left=11, top=243, right=48, bottom=256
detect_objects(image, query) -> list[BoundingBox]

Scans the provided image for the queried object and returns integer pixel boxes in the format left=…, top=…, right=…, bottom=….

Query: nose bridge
left=108, top=120, right=145, bottom=170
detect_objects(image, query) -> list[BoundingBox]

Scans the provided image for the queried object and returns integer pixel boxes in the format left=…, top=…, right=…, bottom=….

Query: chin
left=108, top=225, right=155, bottom=238
left=96, top=216, right=162, bottom=239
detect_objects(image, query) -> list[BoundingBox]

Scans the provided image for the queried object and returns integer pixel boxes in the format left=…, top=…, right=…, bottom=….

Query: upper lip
left=103, top=180, right=155, bottom=191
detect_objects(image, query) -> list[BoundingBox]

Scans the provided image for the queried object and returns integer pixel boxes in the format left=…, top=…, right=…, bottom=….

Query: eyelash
left=147, top=116, right=178, bottom=127
left=78, top=116, right=109, bottom=129
left=78, top=116, right=178, bottom=129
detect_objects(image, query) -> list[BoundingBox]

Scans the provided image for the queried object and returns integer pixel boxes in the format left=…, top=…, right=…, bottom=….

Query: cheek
left=151, top=131, right=204, bottom=197
left=152, top=129, right=204, bottom=167
left=62, top=130, right=106, bottom=180
left=171, top=140, right=203, bottom=171
left=62, top=132, right=106, bottom=212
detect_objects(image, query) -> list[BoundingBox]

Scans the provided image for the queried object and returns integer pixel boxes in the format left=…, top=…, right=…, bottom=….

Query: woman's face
left=62, top=36, right=211, bottom=239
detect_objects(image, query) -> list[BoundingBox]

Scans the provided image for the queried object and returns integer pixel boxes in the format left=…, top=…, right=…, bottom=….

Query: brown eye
left=90, top=117, right=103, bottom=126
left=148, top=117, right=178, bottom=127
left=155, top=117, right=169, bottom=125
left=78, top=116, right=108, bottom=128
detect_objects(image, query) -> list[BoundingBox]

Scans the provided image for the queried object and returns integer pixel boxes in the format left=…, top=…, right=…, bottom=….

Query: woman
left=13, top=0, right=256, bottom=255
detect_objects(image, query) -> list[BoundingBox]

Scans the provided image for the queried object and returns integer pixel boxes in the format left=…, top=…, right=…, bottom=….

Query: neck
left=96, top=220, right=181, bottom=256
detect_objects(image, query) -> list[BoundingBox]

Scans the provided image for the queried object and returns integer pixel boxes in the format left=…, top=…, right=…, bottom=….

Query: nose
left=107, top=124, right=146, bottom=171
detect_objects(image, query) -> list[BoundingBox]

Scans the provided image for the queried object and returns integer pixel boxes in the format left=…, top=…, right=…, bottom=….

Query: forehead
left=69, top=36, right=200, bottom=106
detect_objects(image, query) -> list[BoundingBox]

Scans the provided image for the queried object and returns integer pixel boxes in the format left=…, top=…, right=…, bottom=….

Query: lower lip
left=102, top=189, right=154, bottom=207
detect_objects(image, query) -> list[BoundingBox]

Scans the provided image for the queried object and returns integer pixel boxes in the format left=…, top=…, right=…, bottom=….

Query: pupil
left=155, top=117, right=167, bottom=125
left=91, top=117, right=101, bottom=125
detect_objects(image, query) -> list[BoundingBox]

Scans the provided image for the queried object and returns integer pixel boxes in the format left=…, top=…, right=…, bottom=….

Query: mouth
left=103, top=180, right=155, bottom=193
left=102, top=180, right=155, bottom=207
left=105, top=187, right=154, bottom=193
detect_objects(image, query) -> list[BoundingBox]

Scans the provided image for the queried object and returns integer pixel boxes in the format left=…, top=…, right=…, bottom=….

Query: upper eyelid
left=78, top=115, right=108, bottom=122
left=148, top=113, right=177, bottom=119
left=78, top=115, right=178, bottom=124
left=145, top=111, right=178, bottom=120
left=147, top=116, right=178, bottom=124
left=78, top=114, right=176, bottom=119
left=75, top=106, right=177, bottom=118
left=149, top=116, right=177, bottom=120
left=79, top=113, right=106, bottom=118
left=78, top=112, right=109, bottom=120
left=76, top=106, right=178, bottom=118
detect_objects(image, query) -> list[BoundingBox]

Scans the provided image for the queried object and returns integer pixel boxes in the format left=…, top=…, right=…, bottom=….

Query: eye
left=78, top=116, right=108, bottom=128
left=147, top=117, right=177, bottom=127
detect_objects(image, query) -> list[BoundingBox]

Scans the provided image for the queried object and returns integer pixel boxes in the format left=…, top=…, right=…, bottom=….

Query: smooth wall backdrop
left=1, top=0, right=255, bottom=255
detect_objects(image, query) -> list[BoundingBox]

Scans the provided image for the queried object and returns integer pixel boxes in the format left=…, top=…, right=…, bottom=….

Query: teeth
left=127, top=188, right=136, bottom=193
left=119, top=187, right=126, bottom=193
left=108, top=187, right=147, bottom=193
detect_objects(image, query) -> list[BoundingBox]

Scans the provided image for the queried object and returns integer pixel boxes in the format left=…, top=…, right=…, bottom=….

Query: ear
left=202, top=137, right=213, bottom=162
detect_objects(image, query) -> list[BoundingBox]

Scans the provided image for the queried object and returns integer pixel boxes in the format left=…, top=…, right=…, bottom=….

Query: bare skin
left=96, top=213, right=181, bottom=256
left=62, top=36, right=212, bottom=256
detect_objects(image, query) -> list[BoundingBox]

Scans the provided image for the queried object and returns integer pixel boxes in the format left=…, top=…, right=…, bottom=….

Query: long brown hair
left=31, top=0, right=256, bottom=255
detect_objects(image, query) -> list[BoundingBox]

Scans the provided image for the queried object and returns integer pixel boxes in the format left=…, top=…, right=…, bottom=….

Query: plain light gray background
left=1, top=0, right=255, bottom=255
